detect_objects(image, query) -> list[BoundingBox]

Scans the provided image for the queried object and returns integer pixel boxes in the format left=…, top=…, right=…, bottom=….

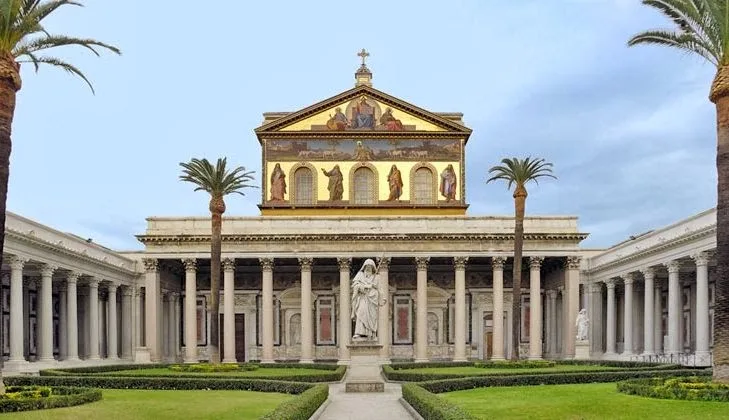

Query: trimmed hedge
left=5, top=375, right=312, bottom=394
left=401, top=383, right=477, bottom=420
left=474, top=360, right=556, bottom=369
left=0, top=386, right=102, bottom=413
left=260, top=384, right=329, bottom=420
left=40, top=363, right=346, bottom=383
left=383, top=361, right=687, bottom=382
left=617, top=376, right=729, bottom=402
left=417, top=369, right=708, bottom=393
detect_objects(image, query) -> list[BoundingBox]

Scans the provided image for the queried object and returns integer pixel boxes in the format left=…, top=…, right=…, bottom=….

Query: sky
left=7, top=0, right=718, bottom=251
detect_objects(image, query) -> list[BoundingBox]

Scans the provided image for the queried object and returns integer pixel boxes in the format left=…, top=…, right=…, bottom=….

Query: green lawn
left=95, top=367, right=333, bottom=377
left=403, top=364, right=617, bottom=375
left=441, top=383, right=729, bottom=419
left=0, top=389, right=291, bottom=420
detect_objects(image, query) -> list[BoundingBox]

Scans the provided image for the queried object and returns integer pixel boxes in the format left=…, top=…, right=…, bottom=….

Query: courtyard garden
left=0, top=363, right=338, bottom=419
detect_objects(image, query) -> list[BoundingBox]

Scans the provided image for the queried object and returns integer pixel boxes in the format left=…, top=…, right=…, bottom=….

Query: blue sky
left=7, top=0, right=718, bottom=251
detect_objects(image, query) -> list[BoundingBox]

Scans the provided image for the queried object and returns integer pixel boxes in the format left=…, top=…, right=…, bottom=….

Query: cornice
left=587, top=225, right=715, bottom=274
left=136, top=232, right=589, bottom=244
left=6, top=229, right=138, bottom=276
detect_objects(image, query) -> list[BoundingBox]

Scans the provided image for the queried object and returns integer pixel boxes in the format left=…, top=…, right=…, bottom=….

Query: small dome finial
left=355, top=48, right=372, bottom=87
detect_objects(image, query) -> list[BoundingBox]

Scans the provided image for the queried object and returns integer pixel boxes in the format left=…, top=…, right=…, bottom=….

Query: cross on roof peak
left=357, top=48, right=370, bottom=66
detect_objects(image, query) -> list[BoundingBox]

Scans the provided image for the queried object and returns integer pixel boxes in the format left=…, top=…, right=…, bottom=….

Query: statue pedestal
left=574, top=340, right=590, bottom=360
left=344, top=342, right=384, bottom=393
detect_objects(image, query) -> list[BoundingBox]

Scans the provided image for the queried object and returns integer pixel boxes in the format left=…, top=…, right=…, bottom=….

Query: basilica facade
left=0, top=59, right=717, bottom=373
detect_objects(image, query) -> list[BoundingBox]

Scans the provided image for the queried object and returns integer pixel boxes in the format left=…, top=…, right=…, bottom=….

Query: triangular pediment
left=255, top=85, right=471, bottom=135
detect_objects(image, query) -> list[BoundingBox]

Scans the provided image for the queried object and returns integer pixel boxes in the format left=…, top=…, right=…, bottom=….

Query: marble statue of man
left=351, top=259, right=380, bottom=340
left=576, top=308, right=589, bottom=341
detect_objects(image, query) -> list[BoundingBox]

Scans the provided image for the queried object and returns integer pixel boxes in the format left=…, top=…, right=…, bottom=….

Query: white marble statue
left=351, top=259, right=380, bottom=340
left=576, top=308, right=589, bottom=341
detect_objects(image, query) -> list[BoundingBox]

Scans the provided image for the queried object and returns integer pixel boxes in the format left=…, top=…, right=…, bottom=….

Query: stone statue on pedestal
left=351, top=259, right=380, bottom=340
left=576, top=308, right=589, bottom=341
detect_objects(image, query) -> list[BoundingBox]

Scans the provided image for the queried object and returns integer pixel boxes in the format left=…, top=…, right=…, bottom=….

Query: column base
left=222, top=358, right=237, bottom=364
left=453, top=357, right=468, bottom=362
left=695, top=351, right=712, bottom=367
left=603, top=351, right=618, bottom=360
left=260, top=359, right=276, bottom=364
left=299, top=359, right=314, bottom=364
left=414, top=358, right=429, bottom=363
left=2, top=360, right=30, bottom=373
left=640, top=351, right=655, bottom=357
left=490, top=356, right=505, bottom=361
left=64, top=356, right=81, bottom=363
left=38, top=357, right=56, bottom=363
left=528, top=355, right=543, bottom=360
left=337, top=359, right=351, bottom=366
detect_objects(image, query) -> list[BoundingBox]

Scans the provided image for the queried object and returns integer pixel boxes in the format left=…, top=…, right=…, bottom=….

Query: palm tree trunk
left=713, top=75, right=729, bottom=383
left=512, top=186, right=527, bottom=360
left=208, top=197, right=224, bottom=364
left=0, top=55, right=20, bottom=394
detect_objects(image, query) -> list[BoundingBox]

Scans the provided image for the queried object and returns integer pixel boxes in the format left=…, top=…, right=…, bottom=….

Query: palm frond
left=629, top=0, right=729, bottom=66
left=179, top=157, right=258, bottom=198
left=14, top=35, right=120, bottom=57
left=16, top=54, right=93, bottom=92
left=487, top=157, right=557, bottom=190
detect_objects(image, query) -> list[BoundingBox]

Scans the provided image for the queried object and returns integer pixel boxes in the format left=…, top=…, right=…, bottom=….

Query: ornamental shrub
left=0, top=386, right=102, bottom=413
left=260, top=384, right=328, bottom=420
left=617, top=376, right=729, bottom=402
left=401, top=383, right=477, bottom=420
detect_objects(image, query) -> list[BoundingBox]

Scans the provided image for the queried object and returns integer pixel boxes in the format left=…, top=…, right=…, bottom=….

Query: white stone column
left=665, top=260, right=681, bottom=356
left=143, top=258, right=161, bottom=361
left=453, top=256, right=468, bottom=362
left=107, top=283, right=118, bottom=360
left=337, top=258, right=351, bottom=364
left=378, top=257, right=391, bottom=362
left=87, top=277, right=100, bottom=360
left=8, top=256, right=27, bottom=363
left=134, top=286, right=143, bottom=348
left=38, top=264, right=57, bottom=362
left=546, top=290, right=558, bottom=356
left=415, top=256, right=429, bottom=362
left=260, top=258, right=275, bottom=364
left=621, top=273, right=635, bottom=357
left=167, top=292, right=177, bottom=361
left=182, top=258, right=197, bottom=363
left=222, top=258, right=236, bottom=363
left=65, top=272, right=80, bottom=361
left=605, top=279, right=617, bottom=357
left=654, top=282, right=663, bottom=354
left=588, top=282, right=604, bottom=355
left=58, top=286, right=67, bottom=360
left=641, top=268, right=655, bottom=356
left=693, top=252, right=711, bottom=362
left=121, top=286, right=133, bottom=359
left=173, top=293, right=181, bottom=361
left=529, top=256, right=543, bottom=360
left=299, top=257, right=314, bottom=363
left=564, top=257, right=581, bottom=358
left=492, top=257, right=506, bottom=360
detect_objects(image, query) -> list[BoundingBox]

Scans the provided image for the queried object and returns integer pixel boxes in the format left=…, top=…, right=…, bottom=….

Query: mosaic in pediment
left=266, top=138, right=460, bottom=162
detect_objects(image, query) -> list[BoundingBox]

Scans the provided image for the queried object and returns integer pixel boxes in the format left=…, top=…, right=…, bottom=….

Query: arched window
left=412, top=167, right=434, bottom=204
left=352, top=167, right=376, bottom=204
left=293, top=167, right=314, bottom=205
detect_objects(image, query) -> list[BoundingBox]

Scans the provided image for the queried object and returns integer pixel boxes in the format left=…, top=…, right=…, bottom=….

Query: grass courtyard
left=0, top=389, right=290, bottom=420
left=441, top=382, right=729, bottom=420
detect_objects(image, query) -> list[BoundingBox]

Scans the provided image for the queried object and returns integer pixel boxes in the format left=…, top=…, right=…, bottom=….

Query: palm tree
left=0, top=0, right=120, bottom=393
left=179, top=157, right=256, bottom=363
left=628, top=0, right=729, bottom=383
left=487, top=157, right=556, bottom=360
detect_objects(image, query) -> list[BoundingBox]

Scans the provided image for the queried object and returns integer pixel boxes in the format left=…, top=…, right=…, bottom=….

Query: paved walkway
left=315, top=382, right=415, bottom=420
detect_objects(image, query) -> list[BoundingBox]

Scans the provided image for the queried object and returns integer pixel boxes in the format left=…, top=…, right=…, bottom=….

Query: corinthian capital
left=529, top=256, right=544, bottom=270
left=415, top=257, right=429, bottom=271
left=491, top=256, right=506, bottom=270
left=142, top=258, right=159, bottom=273
left=453, top=256, right=468, bottom=271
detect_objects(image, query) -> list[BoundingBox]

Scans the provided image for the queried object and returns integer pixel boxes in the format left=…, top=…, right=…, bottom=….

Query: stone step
left=345, top=380, right=385, bottom=393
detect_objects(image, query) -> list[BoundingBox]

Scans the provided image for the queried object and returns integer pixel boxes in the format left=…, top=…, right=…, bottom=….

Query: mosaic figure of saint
left=387, top=165, right=403, bottom=201
left=326, top=107, right=349, bottom=130
left=321, top=165, right=344, bottom=201
left=380, top=107, right=403, bottom=131
left=439, top=164, right=457, bottom=201
left=269, top=163, right=286, bottom=201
